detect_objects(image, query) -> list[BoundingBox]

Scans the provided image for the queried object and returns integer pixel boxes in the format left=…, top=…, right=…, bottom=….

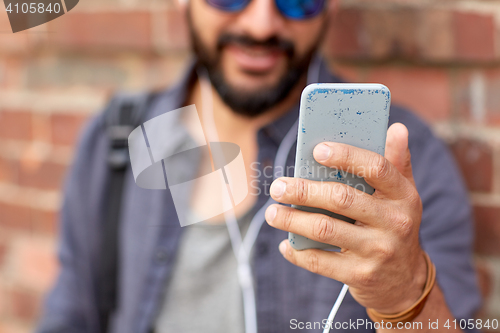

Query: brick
left=326, top=7, right=500, bottom=64
left=362, top=8, right=419, bottom=60
left=24, top=58, right=128, bottom=89
left=0, top=143, right=68, bottom=191
left=153, top=9, right=190, bottom=52
left=47, top=11, right=152, bottom=51
left=0, top=181, right=61, bottom=210
left=474, top=258, right=500, bottom=327
left=0, top=321, right=29, bottom=333
left=453, top=12, right=496, bottom=62
left=325, top=8, right=365, bottom=59
left=474, top=206, right=500, bottom=255
left=0, top=203, right=58, bottom=236
left=476, top=260, right=493, bottom=300
left=485, top=68, right=500, bottom=125
left=0, top=202, right=32, bottom=232
left=449, top=138, right=493, bottom=193
left=0, top=157, right=19, bottom=184
left=365, top=66, right=451, bottom=122
left=31, top=209, right=58, bottom=236
left=18, top=160, right=68, bottom=191
left=8, top=288, right=40, bottom=323
left=0, top=10, right=31, bottom=55
left=18, top=142, right=51, bottom=174
left=450, top=68, right=500, bottom=125
left=326, top=7, right=423, bottom=61
left=50, top=113, right=88, bottom=146
left=0, top=59, right=4, bottom=86
left=417, top=9, right=454, bottom=62
left=0, top=281, right=6, bottom=320
left=0, top=57, right=24, bottom=88
left=0, top=111, right=32, bottom=141
left=0, top=239, right=7, bottom=269
left=31, top=114, right=51, bottom=142
left=451, top=69, right=483, bottom=124
left=10, top=236, right=58, bottom=293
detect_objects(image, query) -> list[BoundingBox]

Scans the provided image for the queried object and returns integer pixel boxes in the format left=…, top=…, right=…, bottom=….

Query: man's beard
left=187, top=12, right=318, bottom=117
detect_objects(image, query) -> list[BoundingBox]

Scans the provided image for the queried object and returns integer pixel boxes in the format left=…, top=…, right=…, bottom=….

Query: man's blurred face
left=187, top=0, right=328, bottom=116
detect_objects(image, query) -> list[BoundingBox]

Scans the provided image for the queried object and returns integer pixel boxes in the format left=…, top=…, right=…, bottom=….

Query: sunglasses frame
left=205, top=0, right=327, bottom=20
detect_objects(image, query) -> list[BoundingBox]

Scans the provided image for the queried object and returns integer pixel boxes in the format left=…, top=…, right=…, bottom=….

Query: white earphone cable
left=323, top=284, right=349, bottom=333
left=196, top=54, right=348, bottom=333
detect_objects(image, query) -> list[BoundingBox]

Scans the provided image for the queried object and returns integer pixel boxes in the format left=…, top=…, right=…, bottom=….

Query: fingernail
left=314, top=143, right=331, bottom=161
left=271, top=179, right=286, bottom=198
left=279, top=241, right=287, bottom=255
left=266, top=205, right=277, bottom=223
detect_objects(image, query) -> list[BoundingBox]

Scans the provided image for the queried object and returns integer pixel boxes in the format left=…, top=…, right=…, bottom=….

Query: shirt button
left=262, top=158, right=273, bottom=178
left=155, top=249, right=169, bottom=264
left=263, top=127, right=273, bottom=138
left=263, top=158, right=272, bottom=168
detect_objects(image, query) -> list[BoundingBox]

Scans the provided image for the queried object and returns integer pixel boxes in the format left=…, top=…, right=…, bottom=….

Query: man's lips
left=226, top=44, right=283, bottom=73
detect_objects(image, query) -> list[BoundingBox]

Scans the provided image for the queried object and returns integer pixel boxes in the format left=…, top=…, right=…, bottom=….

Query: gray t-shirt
left=154, top=208, right=255, bottom=333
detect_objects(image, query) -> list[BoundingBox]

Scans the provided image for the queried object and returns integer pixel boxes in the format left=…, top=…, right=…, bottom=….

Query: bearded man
left=37, top=0, right=481, bottom=332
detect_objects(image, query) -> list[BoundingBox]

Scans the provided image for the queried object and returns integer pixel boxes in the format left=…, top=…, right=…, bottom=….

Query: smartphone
left=289, top=83, right=391, bottom=250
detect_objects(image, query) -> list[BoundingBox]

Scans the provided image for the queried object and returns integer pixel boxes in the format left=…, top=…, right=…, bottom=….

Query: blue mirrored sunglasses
left=206, top=0, right=326, bottom=20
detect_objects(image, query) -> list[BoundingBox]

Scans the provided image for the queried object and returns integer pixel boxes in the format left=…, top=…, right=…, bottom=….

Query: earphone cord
left=197, top=66, right=258, bottom=333
left=197, top=53, right=348, bottom=333
left=323, top=284, right=349, bottom=333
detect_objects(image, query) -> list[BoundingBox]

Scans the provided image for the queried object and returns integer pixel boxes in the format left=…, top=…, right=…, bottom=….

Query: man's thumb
left=385, top=123, right=415, bottom=186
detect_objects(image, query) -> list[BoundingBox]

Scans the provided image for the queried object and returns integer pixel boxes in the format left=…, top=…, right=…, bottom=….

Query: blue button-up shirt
left=37, top=58, right=481, bottom=333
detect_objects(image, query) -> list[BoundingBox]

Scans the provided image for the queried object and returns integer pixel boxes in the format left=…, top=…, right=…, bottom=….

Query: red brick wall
left=0, top=0, right=499, bottom=332
left=325, top=1, right=500, bottom=329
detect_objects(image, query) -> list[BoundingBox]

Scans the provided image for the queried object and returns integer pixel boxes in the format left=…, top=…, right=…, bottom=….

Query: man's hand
left=265, top=123, right=428, bottom=314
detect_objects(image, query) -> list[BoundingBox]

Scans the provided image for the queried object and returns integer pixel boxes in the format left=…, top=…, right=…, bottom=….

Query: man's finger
left=269, top=177, right=395, bottom=226
left=278, top=240, right=353, bottom=283
left=265, top=204, right=369, bottom=250
left=312, top=141, right=414, bottom=200
left=385, top=123, right=415, bottom=186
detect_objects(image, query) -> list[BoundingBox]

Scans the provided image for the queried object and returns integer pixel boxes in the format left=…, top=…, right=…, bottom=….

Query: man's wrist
left=367, top=251, right=436, bottom=323
left=393, top=249, right=428, bottom=313
left=366, top=249, right=428, bottom=314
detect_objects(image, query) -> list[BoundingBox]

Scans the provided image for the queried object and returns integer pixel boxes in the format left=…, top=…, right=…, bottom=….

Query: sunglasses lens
left=206, top=0, right=249, bottom=11
left=206, top=0, right=325, bottom=19
left=275, top=0, right=325, bottom=19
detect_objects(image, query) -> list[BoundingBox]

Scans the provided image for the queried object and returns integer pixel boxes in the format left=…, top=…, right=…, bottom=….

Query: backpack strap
left=97, top=92, right=153, bottom=333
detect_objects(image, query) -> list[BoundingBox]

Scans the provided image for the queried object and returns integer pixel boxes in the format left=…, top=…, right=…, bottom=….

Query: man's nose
left=236, top=0, right=286, bottom=41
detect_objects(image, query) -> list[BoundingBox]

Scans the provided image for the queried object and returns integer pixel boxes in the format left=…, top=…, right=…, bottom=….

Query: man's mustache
left=217, top=33, right=295, bottom=58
